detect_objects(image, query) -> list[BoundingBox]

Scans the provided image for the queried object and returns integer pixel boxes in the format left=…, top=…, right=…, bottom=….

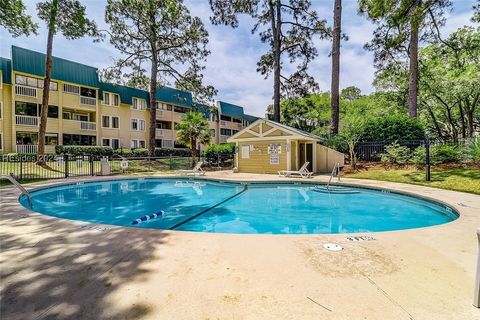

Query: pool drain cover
left=323, top=243, right=343, bottom=251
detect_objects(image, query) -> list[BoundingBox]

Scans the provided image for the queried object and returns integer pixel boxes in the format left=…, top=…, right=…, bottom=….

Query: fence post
left=19, top=156, right=23, bottom=181
left=65, top=154, right=69, bottom=178
left=425, top=136, right=431, bottom=182
left=474, top=228, right=480, bottom=308
left=90, top=156, right=94, bottom=176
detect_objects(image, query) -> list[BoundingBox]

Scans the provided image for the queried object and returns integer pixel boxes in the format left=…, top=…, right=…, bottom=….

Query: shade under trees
left=104, top=0, right=215, bottom=156
left=359, top=0, right=452, bottom=118
left=36, top=0, right=98, bottom=163
left=209, top=0, right=330, bottom=123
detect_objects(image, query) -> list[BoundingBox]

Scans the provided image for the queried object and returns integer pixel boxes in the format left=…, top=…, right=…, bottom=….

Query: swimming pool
left=19, top=178, right=458, bottom=234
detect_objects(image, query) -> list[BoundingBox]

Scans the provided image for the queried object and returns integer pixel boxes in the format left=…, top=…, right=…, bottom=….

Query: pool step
left=312, top=186, right=359, bottom=194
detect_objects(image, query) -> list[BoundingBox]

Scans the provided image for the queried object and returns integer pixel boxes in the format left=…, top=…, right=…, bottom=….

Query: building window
left=41, top=105, right=58, bottom=118
left=103, top=92, right=120, bottom=106
left=232, top=118, right=242, bottom=123
left=221, top=115, right=232, bottom=122
left=15, top=101, right=38, bottom=116
left=220, top=128, right=232, bottom=136
left=232, top=130, right=239, bottom=134
left=104, top=92, right=110, bottom=105
left=15, top=75, right=57, bottom=90
left=132, top=98, right=146, bottom=110
left=139, top=119, right=145, bottom=131
left=45, top=133, right=58, bottom=145
left=63, top=134, right=96, bottom=146
left=0, top=71, right=2, bottom=89
left=131, top=118, right=138, bottom=130
left=63, top=83, right=80, bottom=94
left=130, top=139, right=146, bottom=148
left=0, top=102, right=3, bottom=119
left=102, top=138, right=110, bottom=146
left=102, top=115, right=110, bottom=128
left=16, top=131, right=39, bottom=145
left=112, top=116, right=119, bottom=128
left=111, top=138, right=120, bottom=149
left=174, top=105, right=188, bottom=113
left=241, top=145, right=250, bottom=159
left=80, top=87, right=96, bottom=98
left=73, top=114, right=89, bottom=122
left=0, top=133, right=2, bottom=150
left=62, top=111, right=71, bottom=120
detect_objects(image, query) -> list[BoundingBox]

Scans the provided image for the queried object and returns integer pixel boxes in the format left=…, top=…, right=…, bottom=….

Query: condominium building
left=0, top=46, right=257, bottom=154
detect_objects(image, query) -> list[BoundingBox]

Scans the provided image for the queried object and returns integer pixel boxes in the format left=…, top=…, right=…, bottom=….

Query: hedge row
left=114, top=147, right=191, bottom=157
left=55, top=145, right=114, bottom=156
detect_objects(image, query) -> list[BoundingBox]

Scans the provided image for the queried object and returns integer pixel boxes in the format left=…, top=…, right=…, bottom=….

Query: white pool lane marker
left=345, top=235, right=376, bottom=242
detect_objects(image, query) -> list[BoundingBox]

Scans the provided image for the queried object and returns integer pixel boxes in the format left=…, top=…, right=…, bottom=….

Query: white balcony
left=221, top=120, right=226, bottom=126
left=15, top=85, right=37, bottom=98
left=80, top=121, right=96, bottom=130
left=237, top=123, right=243, bottom=129
left=16, top=144, right=38, bottom=153
left=16, top=115, right=39, bottom=126
left=156, top=128, right=173, bottom=139
left=156, top=110, right=164, bottom=118
left=80, top=96, right=97, bottom=106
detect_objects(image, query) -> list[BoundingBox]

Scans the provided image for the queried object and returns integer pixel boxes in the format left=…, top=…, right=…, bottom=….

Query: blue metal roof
left=219, top=101, right=244, bottom=118
left=11, top=46, right=100, bottom=87
left=242, top=114, right=258, bottom=123
left=0, top=57, right=12, bottom=84
left=193, top=103, right=214, bottom=118
left=156, top=86, right=192, bottom=108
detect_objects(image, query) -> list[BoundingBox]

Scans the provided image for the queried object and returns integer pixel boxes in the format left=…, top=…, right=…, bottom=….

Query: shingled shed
left=227, top=119, right=344, bottom=174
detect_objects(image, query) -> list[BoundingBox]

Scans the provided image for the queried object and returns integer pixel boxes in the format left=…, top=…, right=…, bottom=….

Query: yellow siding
left=237, top=141, right=287, bottom=174
left=0, top=84, right=13, bottom=153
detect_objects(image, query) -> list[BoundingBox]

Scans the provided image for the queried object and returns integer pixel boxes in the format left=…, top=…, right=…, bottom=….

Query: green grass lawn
left=345, top=166, right=480, bottom=195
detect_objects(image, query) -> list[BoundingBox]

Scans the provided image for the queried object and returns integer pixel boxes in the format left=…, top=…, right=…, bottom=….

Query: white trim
left=131, top=97, right=147, bottom=110
left=0, top=101, right=3, bottom=119
left=102, top=91, right=120, bottom=106
left=130, top=118, right=146, bottom=131
left=101, top=115, right=120, bottom=129
left=101, top=115, right=110, bottom=128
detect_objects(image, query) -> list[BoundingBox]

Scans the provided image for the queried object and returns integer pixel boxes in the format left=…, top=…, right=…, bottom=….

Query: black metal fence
left=0, top=152, right=235, bottom=182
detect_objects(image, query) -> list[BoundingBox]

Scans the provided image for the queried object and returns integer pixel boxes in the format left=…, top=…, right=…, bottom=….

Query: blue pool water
left=19, top=178, right=458, bottom=234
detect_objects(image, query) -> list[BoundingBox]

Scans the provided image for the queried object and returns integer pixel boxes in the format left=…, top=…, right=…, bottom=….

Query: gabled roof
left=218, top=101, right=244, bottom=118
left=11, top=46, right=100, bottom=88
left=0, top=57, right=12, bottom=84
left=227, top=118, right=322, bottom=142
left=156, top=86, right=192, bottom=108
left=99, top=82, right=149, bottom=106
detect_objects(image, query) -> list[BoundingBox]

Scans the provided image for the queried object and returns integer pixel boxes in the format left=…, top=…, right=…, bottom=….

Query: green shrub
left=410, top=146, right=426, bottom=165
left=55, top=145, right=113, bottom=156
left=380, top=142, right=411, bottom=165
left=463, top=137, right=480, bottom=163
left=204, top=143, right=235, bottom=166
left=431, top=144, right=461, bottom=164
left=360, top=114, right=424, bottom=141
left=113, top=148, right=133, bottom=156
left=132, top=148, right=149, bottom=156
left=154, top=148, right=191, bottom=157
left=317, top=134, right=348, bottom=153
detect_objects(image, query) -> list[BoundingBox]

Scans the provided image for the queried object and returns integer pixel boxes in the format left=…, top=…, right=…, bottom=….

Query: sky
left=0, top=0, right=477, bottom=117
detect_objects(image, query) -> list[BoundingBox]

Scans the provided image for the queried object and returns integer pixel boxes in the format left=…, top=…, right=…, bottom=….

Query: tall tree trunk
left=425, top=103, right=443, bottom=139
left=271, top=0, right=281, bottom=122
left=330, top=0, right=341, bottom=135
left=408, top=17, right=419, bottom=118
left=149, top=55, right=158, bottom=157
left=37, top=0, right=58, bottom=164
left=191, top=137, right=197, bottom=166
left=458, top=101, right=466, bottom=138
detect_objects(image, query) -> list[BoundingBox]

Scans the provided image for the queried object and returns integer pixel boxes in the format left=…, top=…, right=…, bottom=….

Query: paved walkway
left=1, top=172, right=479, bottom=319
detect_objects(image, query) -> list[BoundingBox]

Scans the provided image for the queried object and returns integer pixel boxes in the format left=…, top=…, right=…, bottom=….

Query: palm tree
left=175, top=112, right=212, bottom=166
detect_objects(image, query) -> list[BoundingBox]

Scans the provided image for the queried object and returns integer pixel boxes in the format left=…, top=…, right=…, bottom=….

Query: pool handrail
left=1, top=174, right=33, bottom=208
left=327, top=162, right=341, bottom=189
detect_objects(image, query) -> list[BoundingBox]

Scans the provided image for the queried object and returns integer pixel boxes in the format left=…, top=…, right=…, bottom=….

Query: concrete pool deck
left=1, top=172, right=479, bottom=319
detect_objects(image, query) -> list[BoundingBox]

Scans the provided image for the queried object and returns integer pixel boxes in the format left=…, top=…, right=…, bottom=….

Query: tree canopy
left=0, top=0, right=38, bottom=36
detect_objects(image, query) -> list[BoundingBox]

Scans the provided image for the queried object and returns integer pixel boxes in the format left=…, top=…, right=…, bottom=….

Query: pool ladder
left=0, top=174, right=33, bottom=208
left=326, top=162, right=341, bottom=190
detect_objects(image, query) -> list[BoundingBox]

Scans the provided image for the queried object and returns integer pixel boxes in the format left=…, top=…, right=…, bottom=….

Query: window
left=15, top=101, right=38, bottom=116
left=139, top=119, right=145, bottom=131
left=232, top=118, right=242, bottom=123
left=40, top=105, right=58, bottom=118
left=73, top=114, right=89, bottom=122
left=131, top=118, right=138, bottom=130
left=111, top=138, right=120, bottom=149
left=220, top=128, right=232, bottom=136
left=63, top=83, right=80, bottom=94
left=15, top=75, right=57, bottom=90
left=102, top=138, right=110, bottom=146
left=45, top=133, right=58, bottom=145
left=0, top=102, right=3, bottom=119
left=0, top=71, right=2, bottom=89
left=0, top=133, right=2, bottom=150
left=113, top=94, right=119, bottom=106
left=174, top=105, right=188, bottom=113
left=16, top=131, right=38, bottom=145
left=241, top=145, right=250, bottom=159
left=63, top=134, right=96, bottom=146
left=103, top=92, right=110, bottom=105
left=80, top=87, right=96, bottom=98
left=103, top=92, right=120, bottom=106
left=156, top=102, right=172, bottom=111
left=102, top=115, right=110, bottom=128
left=112, top=116, right=119, bottom=128
left=221, top=115, right=232, bottom=122
left=232, top=130, right=239, bottom=134
left=62, top=112, right=71, bottom=120
left=132, top=98, right=146, bottom=110
left=130, top=139, right=146, bottom=148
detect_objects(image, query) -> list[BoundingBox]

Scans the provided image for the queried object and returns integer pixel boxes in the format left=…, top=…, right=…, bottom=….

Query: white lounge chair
left=278, top=162, right=313, bottom=178
left=176, top=161, right=206, bottom=176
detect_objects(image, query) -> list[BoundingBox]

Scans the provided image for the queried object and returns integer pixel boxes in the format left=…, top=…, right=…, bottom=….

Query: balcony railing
left=221, top=120, right=226, bottom=126
left=220, top=135, right=229, bottom=143
left=16, top=144, right=38, bottom=153
left=237, top=123, right=243, bottom=129
left=16, top=115, right=39, bottom=126
left=155, top=128, right=173, bottom=139
left=80, top=96, right=97, bottom=106
left=15, top=85, right=37, bottom=98
left=161, top=140, right=174, bottom=148
left=156, top=128, right=164, bottom=137
left=156, top=110, right=164, bottom=118
left=80, top=121, right=96, bottom=130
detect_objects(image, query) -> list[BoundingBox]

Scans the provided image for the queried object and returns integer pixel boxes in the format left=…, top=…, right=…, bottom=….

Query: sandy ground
left=1, top=172, right=479, bottom=320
